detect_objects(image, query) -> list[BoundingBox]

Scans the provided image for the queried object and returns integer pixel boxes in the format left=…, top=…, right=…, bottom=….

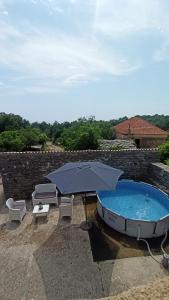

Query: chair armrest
left=60, top=203, right=72, bottom=208
left=10, top=208, right=21, bottom=212
left=16, top=200, right=26, bottom=205
left=61, top=198, right=71, bottom=204
left=32, top=191, right=36, bottom=199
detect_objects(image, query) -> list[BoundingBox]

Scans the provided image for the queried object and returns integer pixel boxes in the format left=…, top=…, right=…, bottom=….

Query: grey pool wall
left=97, top=186, right=169, bottom=239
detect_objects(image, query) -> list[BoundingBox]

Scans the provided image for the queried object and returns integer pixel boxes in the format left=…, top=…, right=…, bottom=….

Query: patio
left=0, top=183, right=168, bottom=300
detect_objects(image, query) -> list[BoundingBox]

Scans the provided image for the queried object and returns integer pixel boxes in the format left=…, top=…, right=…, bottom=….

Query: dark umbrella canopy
left=46, top=161, right=124, bottom=194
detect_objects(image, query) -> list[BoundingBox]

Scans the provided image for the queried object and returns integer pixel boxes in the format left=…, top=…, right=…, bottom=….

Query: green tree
left=0, top=113, right=29, bottom=132
left=0, top=131, right=25, bottom=151
left=98, top=121, right=116, bottom=140
left=72, top=128, right=99, bottom=150
left=31, top=121, right=52, bottom=137
left=21, top=129, right=38, bottom=148
left=139, top=114, right=169, bottom=131
left=0, top=128, right=48, bottom=152
left=21, top=128, right=48, bottom=148
left=110, top=116, right=128, bottom=126
left=50, top=121, right=70, bottom=143
left=59, top=122, right=100, bottom=150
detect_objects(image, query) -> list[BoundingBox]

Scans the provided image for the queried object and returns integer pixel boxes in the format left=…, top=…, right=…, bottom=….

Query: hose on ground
left=161, top=230, right=168, bottom=255
left=137, top=226, right=161, bottom=264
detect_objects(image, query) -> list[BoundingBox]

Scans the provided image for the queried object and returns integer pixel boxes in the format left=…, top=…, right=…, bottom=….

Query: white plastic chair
left=59, top=195, right=74, bottom=218
left=6, top=198, right=26, bottom=222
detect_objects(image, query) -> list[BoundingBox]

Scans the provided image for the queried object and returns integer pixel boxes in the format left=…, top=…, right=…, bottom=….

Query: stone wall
left=0, top=149, right=159, bottom=200
left=149, top=162, right=169, bottom=194
left=99, top=139, right=136, bottom=150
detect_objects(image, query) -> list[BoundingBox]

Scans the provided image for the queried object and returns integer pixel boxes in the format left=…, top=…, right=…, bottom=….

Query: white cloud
left=54, top=7, right=63, bottom=13
left=1, top=0, right=169, bottom=96
left=0, top=16, right=138, bottom=95
left=31, top=0, right=37, bottom=4
left=93, top=0, right=169, bottom=62
left=30, top=0, right=64, bottom=14
left=154, top=42, right=169, bottom=61
left=0, top=21, right=22, bottom=40
left=2, top=10, right=8, bottom=15
left=94, top=0, right=169, bottom=38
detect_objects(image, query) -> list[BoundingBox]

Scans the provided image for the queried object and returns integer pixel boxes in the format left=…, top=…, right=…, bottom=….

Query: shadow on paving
left=33, top=219, right=114, bottom=300
left=88, top=221, right=120, bottom=262
left=86, top=197, right=169, bottom=261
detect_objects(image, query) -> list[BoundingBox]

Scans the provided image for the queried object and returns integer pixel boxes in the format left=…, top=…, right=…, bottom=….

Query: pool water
left=98, top=180, right=169, bottom=221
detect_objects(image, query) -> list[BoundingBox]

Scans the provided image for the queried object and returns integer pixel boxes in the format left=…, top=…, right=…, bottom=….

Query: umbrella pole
left=80, top=193, right=92, bottom=231
left=84, top=194, right=87, bottom=223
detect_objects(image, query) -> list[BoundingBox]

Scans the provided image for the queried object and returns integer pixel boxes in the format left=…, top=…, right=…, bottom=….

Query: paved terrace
left=0, top=182, right=168, bottom=300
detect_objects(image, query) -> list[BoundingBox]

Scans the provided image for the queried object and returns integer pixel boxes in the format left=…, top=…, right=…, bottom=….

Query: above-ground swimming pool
left=97, top=180, right=169, bottom=238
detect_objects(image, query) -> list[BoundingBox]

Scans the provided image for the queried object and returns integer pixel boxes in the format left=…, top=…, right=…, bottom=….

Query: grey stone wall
left=0, top=149, right=159, bottom=200
left=149, top=162, right=169, bottom=194
left=99, top=139, right=136, bottom=150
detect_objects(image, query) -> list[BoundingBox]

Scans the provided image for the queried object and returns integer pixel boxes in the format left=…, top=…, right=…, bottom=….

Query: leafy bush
left=72, top=129, right=99, bottom=150
left=0, top=112, right=29, bottom=132
left=165, top=159, right=169, bottom=166
left=0, top=131, right=25, bottom=151
left=21, top=128, right=47, bottom=148
left=59, top=122, right=99, bottom=150
left=0, top=128, right=48, bottom=152
left=159, top=141, right=169, bottom=162
left=99, top=122, right=116, bottom=140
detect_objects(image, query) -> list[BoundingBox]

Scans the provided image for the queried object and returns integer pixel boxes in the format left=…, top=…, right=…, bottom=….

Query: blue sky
left=0, top=0, right=169, bottom=123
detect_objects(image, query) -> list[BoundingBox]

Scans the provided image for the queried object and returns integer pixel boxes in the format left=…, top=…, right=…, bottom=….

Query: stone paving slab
left=99, top=255, right=168, bottom=297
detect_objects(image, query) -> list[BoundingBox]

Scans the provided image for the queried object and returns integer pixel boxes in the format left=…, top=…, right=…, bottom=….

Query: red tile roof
left=114, top=117, right=168, bottom=137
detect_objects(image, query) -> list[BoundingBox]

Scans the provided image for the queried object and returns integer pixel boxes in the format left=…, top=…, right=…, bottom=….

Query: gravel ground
left=102, top=277, right=169, bottom=300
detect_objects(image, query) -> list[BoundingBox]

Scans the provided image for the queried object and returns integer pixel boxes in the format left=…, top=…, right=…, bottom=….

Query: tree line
left=0, top=113, right=169, bottom=152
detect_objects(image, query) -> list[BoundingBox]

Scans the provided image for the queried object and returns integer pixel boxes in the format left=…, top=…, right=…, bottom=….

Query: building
left=114, top=117, right=168, bottom=148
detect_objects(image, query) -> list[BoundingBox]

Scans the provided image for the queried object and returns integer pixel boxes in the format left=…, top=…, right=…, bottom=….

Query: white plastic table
left=33, top=204, right=49, bottom=218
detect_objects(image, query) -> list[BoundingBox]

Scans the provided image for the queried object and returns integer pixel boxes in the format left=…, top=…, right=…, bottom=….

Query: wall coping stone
left=151, top=162, right=169, bottom=172
left=0, top=148, right=159, bottom=155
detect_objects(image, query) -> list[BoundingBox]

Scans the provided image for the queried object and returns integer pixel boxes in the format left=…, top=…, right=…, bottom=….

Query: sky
left=0, top=0, right=169, bottom=123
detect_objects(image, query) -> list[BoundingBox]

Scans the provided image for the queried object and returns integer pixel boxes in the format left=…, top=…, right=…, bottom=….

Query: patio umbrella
left=46, top=161, right=124, bottom=194
left=46, top=161, right=123, bottom=230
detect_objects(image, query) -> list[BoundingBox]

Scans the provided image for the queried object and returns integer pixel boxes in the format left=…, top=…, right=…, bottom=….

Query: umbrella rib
left=48, top=166, right=76, bottom=175
left=90, top=168, right=114, bottom=189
